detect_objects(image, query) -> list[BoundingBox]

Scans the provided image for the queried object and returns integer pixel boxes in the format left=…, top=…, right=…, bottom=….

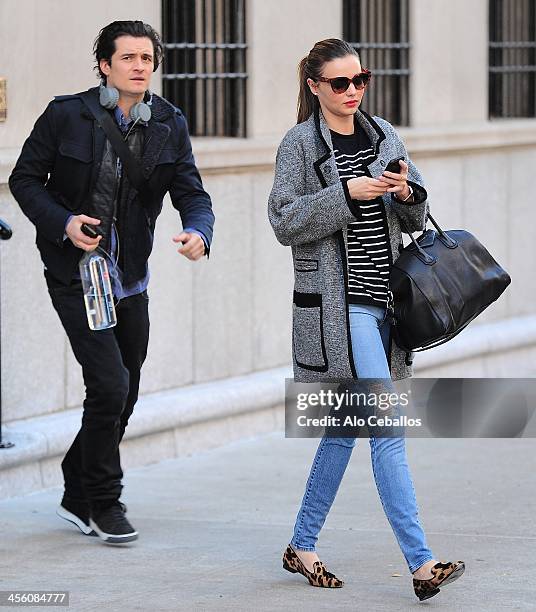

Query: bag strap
left=399, top=211, right=458, bottom=253
left=400, top=216, right=436, bottom=264
left=79, top=91, right=146, bottom=193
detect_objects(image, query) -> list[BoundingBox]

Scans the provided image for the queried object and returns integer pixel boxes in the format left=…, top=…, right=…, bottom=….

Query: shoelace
left=101, top=502, right=126, bottom=523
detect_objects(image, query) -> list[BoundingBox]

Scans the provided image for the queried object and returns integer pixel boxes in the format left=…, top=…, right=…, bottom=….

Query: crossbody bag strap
left=79, top=91, right=146, bottom=193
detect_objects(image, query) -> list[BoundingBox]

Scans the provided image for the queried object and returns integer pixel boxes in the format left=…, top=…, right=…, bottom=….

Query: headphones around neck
left=99, top=84, right=152, bottom=123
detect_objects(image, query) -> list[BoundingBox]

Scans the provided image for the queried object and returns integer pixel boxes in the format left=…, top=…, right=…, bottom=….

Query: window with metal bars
left=162, top=0, right=247, bottom=137
left=489, top=0, right=536, bottom=118
left=343, top=0, right=410, bottom=126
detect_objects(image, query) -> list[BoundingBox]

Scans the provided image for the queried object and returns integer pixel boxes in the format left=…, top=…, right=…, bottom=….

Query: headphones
left=99, top=84, right=152, bottom=123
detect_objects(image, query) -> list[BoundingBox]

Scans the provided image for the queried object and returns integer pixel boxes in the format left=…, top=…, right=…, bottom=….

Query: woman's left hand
left=379, top=159, right=411, bottom=200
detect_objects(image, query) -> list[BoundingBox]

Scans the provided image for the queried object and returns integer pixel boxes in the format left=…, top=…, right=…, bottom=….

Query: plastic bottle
left=79, top=250, right=117, bottom=330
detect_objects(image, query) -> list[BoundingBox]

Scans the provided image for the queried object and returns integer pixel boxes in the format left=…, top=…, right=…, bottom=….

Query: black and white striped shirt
left=330, top=129, right=390, bottom=307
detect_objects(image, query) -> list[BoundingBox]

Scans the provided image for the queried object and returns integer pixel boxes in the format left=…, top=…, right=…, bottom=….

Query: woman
left=268, top=39, right=465, bottom=601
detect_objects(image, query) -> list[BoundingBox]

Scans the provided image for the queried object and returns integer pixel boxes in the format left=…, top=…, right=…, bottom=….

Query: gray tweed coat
left=268, top=106, right=429, bottom=383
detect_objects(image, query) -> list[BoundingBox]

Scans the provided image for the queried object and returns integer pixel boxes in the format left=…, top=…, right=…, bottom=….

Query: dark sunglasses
left=317, top=69, right=372, bottom=93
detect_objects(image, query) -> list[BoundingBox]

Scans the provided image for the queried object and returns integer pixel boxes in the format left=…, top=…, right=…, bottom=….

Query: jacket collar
left=313, top=104, right=333, bottom=154
left=307, top=104, right=387, bottom=187
left=357, top=109, right=386, bottom=153
left=149, top=94, right=177, bottom=122
left=80, top=86, right=172, bottom=180
left=79, top=86, right=176, bottom=122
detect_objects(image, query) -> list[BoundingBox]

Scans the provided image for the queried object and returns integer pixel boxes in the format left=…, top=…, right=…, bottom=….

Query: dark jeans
left=45, top=271, right=149, bottom=511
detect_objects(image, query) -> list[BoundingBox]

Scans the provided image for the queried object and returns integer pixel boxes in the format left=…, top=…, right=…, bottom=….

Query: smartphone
left=81, top=223, right=100, bottom=238
left=384, top=156, right=405, bottom=174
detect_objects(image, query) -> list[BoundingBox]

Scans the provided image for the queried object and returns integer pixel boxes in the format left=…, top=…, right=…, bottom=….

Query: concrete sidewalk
left=0, top=433, right=534, bottom=611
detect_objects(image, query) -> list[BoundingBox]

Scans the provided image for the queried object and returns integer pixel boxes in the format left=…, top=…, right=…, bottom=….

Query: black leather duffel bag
left=389, top=213, right=511, bottom=353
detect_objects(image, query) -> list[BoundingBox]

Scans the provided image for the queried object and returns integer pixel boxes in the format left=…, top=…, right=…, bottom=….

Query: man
left=9, top=21, right=215, bottom=544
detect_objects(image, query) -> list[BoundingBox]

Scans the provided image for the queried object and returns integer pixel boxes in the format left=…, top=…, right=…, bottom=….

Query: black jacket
left=9, top=86, right=215, bottom=284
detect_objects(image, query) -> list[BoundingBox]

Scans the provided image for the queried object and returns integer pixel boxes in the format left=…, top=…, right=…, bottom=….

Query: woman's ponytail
left=297, top=57, right=318, bottom=124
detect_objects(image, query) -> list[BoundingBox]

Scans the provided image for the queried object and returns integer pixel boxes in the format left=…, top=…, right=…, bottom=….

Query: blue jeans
left=290, top=304, right=434, bottom=573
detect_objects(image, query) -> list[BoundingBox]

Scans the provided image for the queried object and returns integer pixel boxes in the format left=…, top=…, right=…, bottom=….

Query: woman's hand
left=346, top=176, right=390, bottom=201
left=378, top=159, right=412, bottom=200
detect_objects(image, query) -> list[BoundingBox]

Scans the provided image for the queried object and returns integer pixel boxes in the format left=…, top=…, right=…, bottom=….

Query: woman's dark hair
left=297, top=38, right=360, bottom=123
left=93, top=20, right=164, bottom=81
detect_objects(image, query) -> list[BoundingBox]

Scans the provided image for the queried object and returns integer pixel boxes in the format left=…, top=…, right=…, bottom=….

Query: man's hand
left=66, top=214, right=102, bottom=251
left=172, top=232, right=205, bottom=261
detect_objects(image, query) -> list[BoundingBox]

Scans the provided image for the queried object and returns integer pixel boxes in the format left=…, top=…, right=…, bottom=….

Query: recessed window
left=489, top=0, right=536, bottom=118
left=343, top=0, right=410, bottom=126
left=162, top=0, right=248, bottom=136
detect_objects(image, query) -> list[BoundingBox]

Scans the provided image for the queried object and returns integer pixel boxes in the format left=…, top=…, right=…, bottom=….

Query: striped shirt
left=330, top=128, right=391, bottom=307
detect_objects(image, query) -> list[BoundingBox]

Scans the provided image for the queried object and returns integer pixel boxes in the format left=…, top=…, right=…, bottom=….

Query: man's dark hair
left=93, top=20, right=164, bottom=80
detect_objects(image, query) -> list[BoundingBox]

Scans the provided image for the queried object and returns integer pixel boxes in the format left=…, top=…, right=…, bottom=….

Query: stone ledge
left=2, top=314, right=534, bottom=478
left=413, top=314, right=536, bottom=371
left=400, top=119, right=536, bottom=156
left=2, top=119, right=536, bottom=181
left=0, top=365, right=292, bottom=473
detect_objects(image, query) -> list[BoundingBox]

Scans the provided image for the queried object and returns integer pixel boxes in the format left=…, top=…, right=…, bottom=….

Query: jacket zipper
left=111, top=156, right=121, bottom=269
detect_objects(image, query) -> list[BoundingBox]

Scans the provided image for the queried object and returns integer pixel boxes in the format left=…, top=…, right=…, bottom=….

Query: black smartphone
left=81, top=223, right=99, bottom=238
left=384, top=156, right=405, bottom=174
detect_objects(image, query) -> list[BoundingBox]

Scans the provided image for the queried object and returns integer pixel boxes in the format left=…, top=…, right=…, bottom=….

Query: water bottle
left=79, top=250, right=117, bottom=330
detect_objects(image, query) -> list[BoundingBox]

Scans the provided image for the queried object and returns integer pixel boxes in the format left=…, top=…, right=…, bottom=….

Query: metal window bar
left=489, top=0, right=536, bottom=118
left=343, top=0, right=410, bottom=126
left=162, top=0, right=247, bottom=137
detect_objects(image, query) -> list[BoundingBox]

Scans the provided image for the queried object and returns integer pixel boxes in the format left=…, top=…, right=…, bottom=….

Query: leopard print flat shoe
left=413, top=560, right=465, bottom=601
left=282, top=544, right=344, bottom=588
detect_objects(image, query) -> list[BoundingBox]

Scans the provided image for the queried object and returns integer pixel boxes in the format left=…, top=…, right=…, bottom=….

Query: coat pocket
left=292, top=291, right=328, bottom=372
left=54, top=140, right=93, bottom=202
left=58, top=140, right=93, bottom=163
left=295, top=258, right=319, bottom=272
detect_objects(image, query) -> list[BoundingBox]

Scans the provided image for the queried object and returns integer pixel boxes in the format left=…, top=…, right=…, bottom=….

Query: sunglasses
left=317, top=69, right=372, bottom=93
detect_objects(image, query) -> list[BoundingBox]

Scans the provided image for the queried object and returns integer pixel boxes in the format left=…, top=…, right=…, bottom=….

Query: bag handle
left=399, top=211, right=458, bottom=262
left=79, top=90, right=146, bottom=193
left=400, top=218, right=435, bottom=264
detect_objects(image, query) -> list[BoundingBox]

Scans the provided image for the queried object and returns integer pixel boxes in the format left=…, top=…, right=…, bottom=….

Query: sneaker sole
left=56, top=505, right=96, bottom=536
left=89, top=519, right=139, bottom=544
